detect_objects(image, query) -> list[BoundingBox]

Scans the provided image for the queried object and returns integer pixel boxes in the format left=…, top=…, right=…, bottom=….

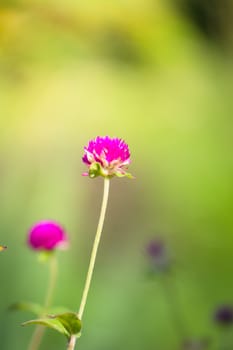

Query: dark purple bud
left=146, top=239, right=171, bottom=272
left=214, top=305, right=233, bottom=326
left=146, top=240, right=164, bottom=258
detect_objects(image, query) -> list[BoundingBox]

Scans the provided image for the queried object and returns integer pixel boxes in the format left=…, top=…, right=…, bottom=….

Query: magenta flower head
left=82, top=136, right=133, bottom=178
left=28, top=220, right=68, bottom=251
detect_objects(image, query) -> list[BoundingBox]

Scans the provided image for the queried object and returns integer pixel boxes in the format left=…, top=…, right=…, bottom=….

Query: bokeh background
left=0, top=0, right=233, bottom=349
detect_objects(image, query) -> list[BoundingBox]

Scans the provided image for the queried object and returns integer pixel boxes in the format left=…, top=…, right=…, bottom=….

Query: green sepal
left=22, top=312, right=82, bottom=339
left=88, top=162, right=102, bottom=178
left=88, top=162, right=134, bottom=179
left=115, top=171, right=134, bottom=179
left=38, top=250, right=54, bottom=263
left=22, top=317, right=69, bottom=337
left=50, top=312, right=82, bottom=337
left=9, top=302, right=43, bottom=316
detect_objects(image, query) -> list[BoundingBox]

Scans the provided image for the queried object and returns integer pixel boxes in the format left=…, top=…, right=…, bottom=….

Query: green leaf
left=22, top=313, right=82, bottom=339
left=22, top=317, right=69, bottom=337
left=9, top=302, right=43, bottom=316
left=50, top=312, right=82, bottom=337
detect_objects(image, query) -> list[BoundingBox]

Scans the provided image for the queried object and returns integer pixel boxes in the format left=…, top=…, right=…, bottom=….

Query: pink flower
left=27, top=220, right=68, bottom=251
left=82, top=136, right=132, bottom=178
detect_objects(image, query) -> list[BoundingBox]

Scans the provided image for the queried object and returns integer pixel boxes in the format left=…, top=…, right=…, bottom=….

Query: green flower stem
left=67, top=335, right=77, bottom=350
left=28, top=254, right=58, bottom=350
left=161, top=274, right=188, bottom=340
left=67, top=178, right=110, bottom=350
left=78, top=177, right=110, bottom=320
left=219, top=328, right=233, bottom=350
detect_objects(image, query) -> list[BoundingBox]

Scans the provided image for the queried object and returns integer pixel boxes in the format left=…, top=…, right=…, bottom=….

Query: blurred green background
left=0, top=0, right=233, bottom=349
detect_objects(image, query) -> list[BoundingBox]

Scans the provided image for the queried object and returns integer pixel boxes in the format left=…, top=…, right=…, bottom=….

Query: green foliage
left=51, top=312, right=82, bottom=337
left=22, top=313, right=81, bottom=339
left=22, top=318, right=69, bottom=338
left=9, top=302, right=43, bottom=316
left=9, top=301, right=70, bottom=317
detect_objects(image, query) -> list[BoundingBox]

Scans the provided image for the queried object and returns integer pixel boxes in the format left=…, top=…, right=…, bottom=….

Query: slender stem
left=219, top=328, right=233, bottom=350
left=67, top=335, right=77, bottom=350
left=44, top=255, right=58, bottom=312
left=28, top=254, right=58, bottom=350
left=161, top=274, right=188, bottom=340
left=78, top=177, right=110, bottom=320
left=67, top=178, right=110, bottom=350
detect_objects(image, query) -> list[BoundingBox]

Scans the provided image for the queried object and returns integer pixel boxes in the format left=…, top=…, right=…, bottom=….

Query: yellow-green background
left=0, top=0, right=233, bottom=349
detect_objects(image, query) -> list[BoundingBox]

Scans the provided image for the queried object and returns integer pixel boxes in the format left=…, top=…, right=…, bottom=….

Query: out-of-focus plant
left=146, top=238, right=210, bottom=349
left=146, top=239, right=188, bottom=340
left=175, top=0, right=233, bottom=47
left=11, top=220, right=69, bottom=350
left=214, top=305, right=233, bottom=349
left=182, top=338, right=210, bottom=350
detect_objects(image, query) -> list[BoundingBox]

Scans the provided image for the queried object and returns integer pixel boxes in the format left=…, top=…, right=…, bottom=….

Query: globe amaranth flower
left=28, top=220, right=68, bottom=251
left=214, top=305, right=233, bottom=326
left=82, top=136, right=133, bottom=178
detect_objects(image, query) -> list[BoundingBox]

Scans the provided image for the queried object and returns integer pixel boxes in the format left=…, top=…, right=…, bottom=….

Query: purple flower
left=82, top=136, right=132, bottom=178
left=146, top=240, right=164, bottom=258
left=27, top=220, right=68, bottom=251
left=214, top=305, right=233, bottom=326
left=146, top=239, right=171, bottom=272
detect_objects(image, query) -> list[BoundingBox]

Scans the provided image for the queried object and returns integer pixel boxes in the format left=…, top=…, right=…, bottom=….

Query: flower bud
left=214, top=305, right=233, bottom=326
left=146, top=239, right=171, bottom=273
